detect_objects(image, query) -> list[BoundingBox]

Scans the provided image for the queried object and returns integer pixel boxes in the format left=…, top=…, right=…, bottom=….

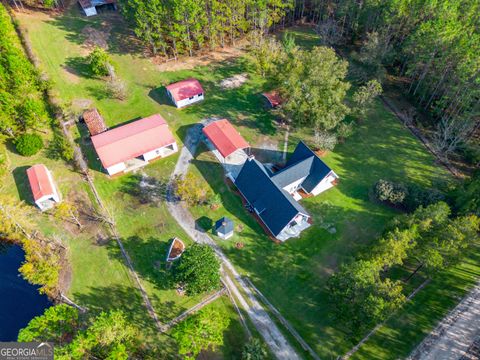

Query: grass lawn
left=14, top=7, right=476, bottom=360
left=15, top=7, right=253, bottom=355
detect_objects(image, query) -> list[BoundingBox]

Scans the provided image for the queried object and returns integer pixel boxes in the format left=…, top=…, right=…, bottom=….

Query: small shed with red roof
left=82, top=108, right=107, bottom=136
left=26, top=164, right=61, bottom=211
left=262, top=90, right=284, bottom=108
left=166, top=79, right=204, bottom=108
left=202, top=119, right=250, bottom=178
left=91, top=114, right=178, bottom=176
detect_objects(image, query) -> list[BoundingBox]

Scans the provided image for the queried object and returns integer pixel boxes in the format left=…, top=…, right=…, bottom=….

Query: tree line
left=0, top=3, right=49, bottom=139
left=286, top=0, right=479, bottom=158
left=119, top=0, right=294, bottom=57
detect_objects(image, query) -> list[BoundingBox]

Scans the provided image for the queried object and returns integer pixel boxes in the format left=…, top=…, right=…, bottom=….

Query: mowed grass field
left=14, top=8, right=480, bottom=359
left=13, top=8, right=248, bottom=354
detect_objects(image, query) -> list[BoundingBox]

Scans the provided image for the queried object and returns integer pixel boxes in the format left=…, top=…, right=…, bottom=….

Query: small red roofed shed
left=166, top=79, right=204, bottom=108
left=202, top=119, right=250, bottom=158
left=262, top=90, right=284, bottom=108
left=83, top=108, right=107, bottom=136
left=26, top=164, right=61, bottom=211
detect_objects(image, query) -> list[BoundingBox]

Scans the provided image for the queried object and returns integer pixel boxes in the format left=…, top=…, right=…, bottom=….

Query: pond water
left=0, top=242, right=51, bottom=341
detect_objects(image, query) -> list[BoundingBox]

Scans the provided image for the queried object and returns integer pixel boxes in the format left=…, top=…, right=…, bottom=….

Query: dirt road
left=408, top=281, right=480, bottom=360
left=166, top=124, right=301, bottom=360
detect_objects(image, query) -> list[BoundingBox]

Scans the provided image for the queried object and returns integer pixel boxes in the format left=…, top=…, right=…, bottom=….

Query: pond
left=0, top=242, right=51, bottom=341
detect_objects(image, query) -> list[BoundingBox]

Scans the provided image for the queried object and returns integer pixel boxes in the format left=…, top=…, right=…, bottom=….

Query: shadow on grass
left=46, top=9, right=143, bottom=56
left=12, top=166, right=34, bottom=204
left=148, top=87, right=174, bottom=107
left=64, top=56, right=92, bottom=79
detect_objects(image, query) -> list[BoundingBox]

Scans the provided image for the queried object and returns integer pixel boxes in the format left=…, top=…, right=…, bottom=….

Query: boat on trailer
left=166, top=237, right=185, bottom=262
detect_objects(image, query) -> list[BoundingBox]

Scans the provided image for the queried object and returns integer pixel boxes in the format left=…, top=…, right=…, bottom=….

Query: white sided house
left=234, top=141, right=338, bottom=241
left=26, top=164, right=61, bottom=211
left=166, top=79, right=204, bottom=108
left=91, top=114, right=178, bottom=176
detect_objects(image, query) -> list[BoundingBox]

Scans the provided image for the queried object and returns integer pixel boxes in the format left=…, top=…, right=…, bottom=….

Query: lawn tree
left=0, top=194, right=33, bottom=241
left=175, top=173, right=212, bottom=206
left=60, top=310, right=138, bottom=359
left=394, top=202, right=480, bottom=276
left=172, top=307, right=230, bottom=360
left=87, top=47, right=113, bottom=77
left=174, top=243, right=221, bottom=295
left=279, top=47, right=350, bottom=132
left=352, top=79, right=383, bottom=120
left=374, top=227, right=417, bottom=271
left=53, top=201, right=82, bottom=229
left=18, top=304, right=79, bottom=344
left=20, top=237, right=61, bottom=296
left=313, top=130, right=337, bottom=152
left=21, top=308, right=141, bottom=359
left=242, top=338, right=268, bottom=360
left=328, top=259, right=405, bottom=335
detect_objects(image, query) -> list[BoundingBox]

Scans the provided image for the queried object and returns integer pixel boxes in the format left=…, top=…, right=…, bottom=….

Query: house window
left=155, top=149, right=161, bottom=155
left=198, top=93, right=203, bottom=97
left=189, top=96, right=195, bottom=100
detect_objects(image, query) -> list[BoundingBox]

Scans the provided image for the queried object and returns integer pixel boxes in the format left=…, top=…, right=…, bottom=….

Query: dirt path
left=408, top=280, right=480, bottom=360
left=166, top=124, right=301, bottom=360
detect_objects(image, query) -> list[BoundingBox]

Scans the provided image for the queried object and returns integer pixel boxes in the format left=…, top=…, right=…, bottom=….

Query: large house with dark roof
left=235, top=141, right=338, bottom=241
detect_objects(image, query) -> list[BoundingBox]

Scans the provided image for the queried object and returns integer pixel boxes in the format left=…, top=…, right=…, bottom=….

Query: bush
left=87, top=47, right=112, bottom=76
left=15, top=133, right=43, bottom=156
left=106, top=77, right=128, bottom=100
left=313, top=130, right=338, bottom=151
left=47, top=131, right=74, bottom=162
left=458, top=143, right=480, bottom=166
left=404, top=184, right=445, bottom=212
left=374, top=179, right=407, bottom=205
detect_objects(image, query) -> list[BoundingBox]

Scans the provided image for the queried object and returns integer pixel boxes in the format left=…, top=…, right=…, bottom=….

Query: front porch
left=276, top=218, right=311, bottom=242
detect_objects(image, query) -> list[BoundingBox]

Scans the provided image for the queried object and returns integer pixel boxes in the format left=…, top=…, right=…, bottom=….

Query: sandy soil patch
left=71, top=98, right=93, bottom=111
left=81, top=23, right=112, bottom=50
left=220, top=73, right=249, bottom=89
left=155, top=43, right=246, bottom=72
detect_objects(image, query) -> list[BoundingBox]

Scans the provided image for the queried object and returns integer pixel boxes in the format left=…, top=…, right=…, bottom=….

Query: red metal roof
left=202, top=119, right=250, bottom=158
left=91, top=114, right=176, bottom=169
left=262, top=90, right=284, bottom=108
left=83, top=108, right=107, bottom=136
left=166, top=78, right=204, bottom=102
left=26, top=164, right=55, bottom=202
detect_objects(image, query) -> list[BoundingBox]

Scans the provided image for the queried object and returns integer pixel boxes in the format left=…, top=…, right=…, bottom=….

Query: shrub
left=374, top=179, right=408, bottom=205
left=47, top=131, right=74, bottom=162
left=15, top=133, right=43, bottom=156
left=106, top=77, right=128, bottom=100
left=87, top=47, right=112, bottom=76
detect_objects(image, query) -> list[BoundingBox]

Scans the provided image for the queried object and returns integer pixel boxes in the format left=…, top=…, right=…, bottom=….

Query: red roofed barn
left=166, top=79, right=204, bottom=108
left=91, top=114, right=178, bottom=176
left=26, top=164, right=61, bottom=211
left=202, top=119, right=250, bottom=179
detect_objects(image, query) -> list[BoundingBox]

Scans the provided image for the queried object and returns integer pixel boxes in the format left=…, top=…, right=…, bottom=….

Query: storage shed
left=26, top=164, right=61, bottom=211
left=214, top=217, right=234, bottom=239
